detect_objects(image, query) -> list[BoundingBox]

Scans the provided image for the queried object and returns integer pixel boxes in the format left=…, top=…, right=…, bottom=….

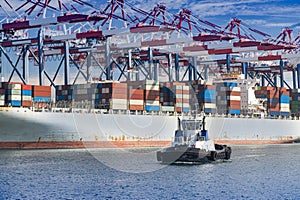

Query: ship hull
left=0, top=108, right=299, bottom=149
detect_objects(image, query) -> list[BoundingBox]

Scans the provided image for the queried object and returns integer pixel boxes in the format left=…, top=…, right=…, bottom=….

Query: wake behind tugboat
left=157, top=116, right=232, bottom=164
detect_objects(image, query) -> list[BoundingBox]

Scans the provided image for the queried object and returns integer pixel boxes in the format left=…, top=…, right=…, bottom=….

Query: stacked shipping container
left=280, top=88, right=290, bottom=116
left=96, top=82, right=128, bottom=110
left=128, top=81, right=144, bottom=111
left=55, top=85, right=73, bottom=102
left=254, top=86, right=290, bottom=116
left=159, top=82, right=175, bottom=112
left=21, top=84, right=32, bottom=107
left=191, top=81, right=217, bottom=114
left=4, top=82, right=22, bottom=107
left=144, top=80, right=160, bottom=111
left=0, top=88, right=4, bottom=106
left=173, top=84, right=190, bottom=113
left=215, top=82, right=241, bottom=115
left=32, top=85, right=51, bottom=108
left=290, top=89, right=300, bottom=116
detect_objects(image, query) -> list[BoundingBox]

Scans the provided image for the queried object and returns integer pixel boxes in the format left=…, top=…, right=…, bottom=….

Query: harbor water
left=1, top=144, right=300, bottom=199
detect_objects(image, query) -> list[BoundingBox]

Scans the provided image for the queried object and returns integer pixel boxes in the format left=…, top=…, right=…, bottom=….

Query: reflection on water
left=1, top=144, right=300, bottom=199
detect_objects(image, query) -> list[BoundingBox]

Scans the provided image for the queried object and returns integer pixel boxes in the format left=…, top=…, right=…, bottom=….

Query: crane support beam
left=279, top=60, right=284, bottom=87
left=297, top=64, right=300, bottom=89
left=175, top=54, right=179, bottom=81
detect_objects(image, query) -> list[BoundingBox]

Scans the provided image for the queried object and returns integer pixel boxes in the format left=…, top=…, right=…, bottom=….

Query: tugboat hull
left=157, top=144, right=231, bottom=164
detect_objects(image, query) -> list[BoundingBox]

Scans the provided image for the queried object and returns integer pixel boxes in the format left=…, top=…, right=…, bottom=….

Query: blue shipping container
left=270, top=111, right=280, bottom=116
left=223, top=82, right=238, bottom=87
left=281, top=112, right=290, bottom=117
left=6, top=100, right=21, bottom=107
left=230, top=109, right=241, bottom=115
left=33, top=97, right=51, bottom=102
left=97, top=83, right=103, bottom=88
left=145, top=105, right=160, bottom=111
left=22, top=90, right=32, bottom=96
left=280, top=95, right=289, bottom=103
left=204, top=108, right=217, bottom=113
left=182, top=107, right=189, bottom=112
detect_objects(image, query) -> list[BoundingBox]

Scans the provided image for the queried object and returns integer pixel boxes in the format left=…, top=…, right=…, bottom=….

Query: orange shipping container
left=129, top=105, right=144, bottom=111
left=32, top=85, right=51, bottom=92
left=22, top=101, right=32, bottom=107
left=112, top=93, right=127, bottom=99
left=33, top=91, right=51, bottom=97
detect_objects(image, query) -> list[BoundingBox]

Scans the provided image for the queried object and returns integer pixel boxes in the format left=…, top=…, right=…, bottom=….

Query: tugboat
left=157, top=116, right=232, bottom=164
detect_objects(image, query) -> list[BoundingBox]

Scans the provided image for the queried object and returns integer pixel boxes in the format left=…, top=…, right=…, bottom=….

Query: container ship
left=1, top=79, right=300, bottom=149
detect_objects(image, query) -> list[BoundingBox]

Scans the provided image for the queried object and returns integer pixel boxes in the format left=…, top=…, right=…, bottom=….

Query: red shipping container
left=22, top=101, right=32, bottom=107
left=22, top=84, right=32, bottom=90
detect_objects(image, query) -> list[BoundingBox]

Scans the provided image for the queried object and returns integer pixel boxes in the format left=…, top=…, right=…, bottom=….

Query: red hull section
left=0, top=141, right=172, bottom=149
left=0, top=139, right=297, bottom=149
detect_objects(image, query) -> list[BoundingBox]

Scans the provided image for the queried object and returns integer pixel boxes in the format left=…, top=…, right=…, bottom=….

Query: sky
left=1, top=0, right=300, bottom=40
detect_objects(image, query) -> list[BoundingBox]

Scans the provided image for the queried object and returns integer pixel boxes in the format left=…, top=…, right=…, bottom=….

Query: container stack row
left=0, top=82, right=51, bottom=108
left=289, top=89, right=300, bottom=116
left=160, top=82, right=189, bottom=113
left=191, top=81, right=217, bottom=114
left=215, top=82, right=241, bottom=115
left=254, top=86, right=290, bottom=116
left=280, top=87, right=290, bottom=117
left=0, top=88, right=4, bottom=106
left=173, top=84, right=190, bottom=113
left=55, top=85, right=73, bottom=101
left=21, top=84, right=32, bottom=107
left=128, top=81, right=144, bottom=111
left=160, top=82, right=175, bottom=112
left=144, top=80, right=160, bottom=111
left=3, top=82, right=22, bottom=107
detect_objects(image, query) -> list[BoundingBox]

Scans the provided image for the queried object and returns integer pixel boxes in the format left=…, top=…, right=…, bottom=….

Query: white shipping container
left=203, top=103, right=216, bottom=109
left=231, top=87, right=241, bottom=92
left=280, top=104, right=290, bottom=109
left=111, top=99, right=127, bottom=104
left=9, top=89, right=22, bottom=95
left=8, top=95, right=22, bottom=101
left=144, top=80, right=159, bottom=85
left=161, top=106, right=175, bottom=112
left=110, top=104, right=128, bottom=110
left=102, top=88, right=110, bottom=94
left=144, top=85, right=159, bottom=91
left=280, top=107, right=290, bottom=112
left=175, top=103, right=190, bottom=107
left=8, top=84, right=22, bottom=90
left=175, top=94, right=190, bottom=99
left=22, top=96, right=32, bottom=101
left=227, top=96, right=241, bottom=101
left=145, top=100, right=160, bottom=106
left=129, top=100, right=144, bottom=105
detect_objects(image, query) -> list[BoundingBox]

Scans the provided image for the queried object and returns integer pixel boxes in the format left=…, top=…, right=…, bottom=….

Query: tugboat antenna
left=202, top=116, right=206, bottom=131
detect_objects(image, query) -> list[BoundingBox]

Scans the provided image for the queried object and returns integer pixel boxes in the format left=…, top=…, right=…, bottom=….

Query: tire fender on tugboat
left=210, top=151, right=217, bottom=161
